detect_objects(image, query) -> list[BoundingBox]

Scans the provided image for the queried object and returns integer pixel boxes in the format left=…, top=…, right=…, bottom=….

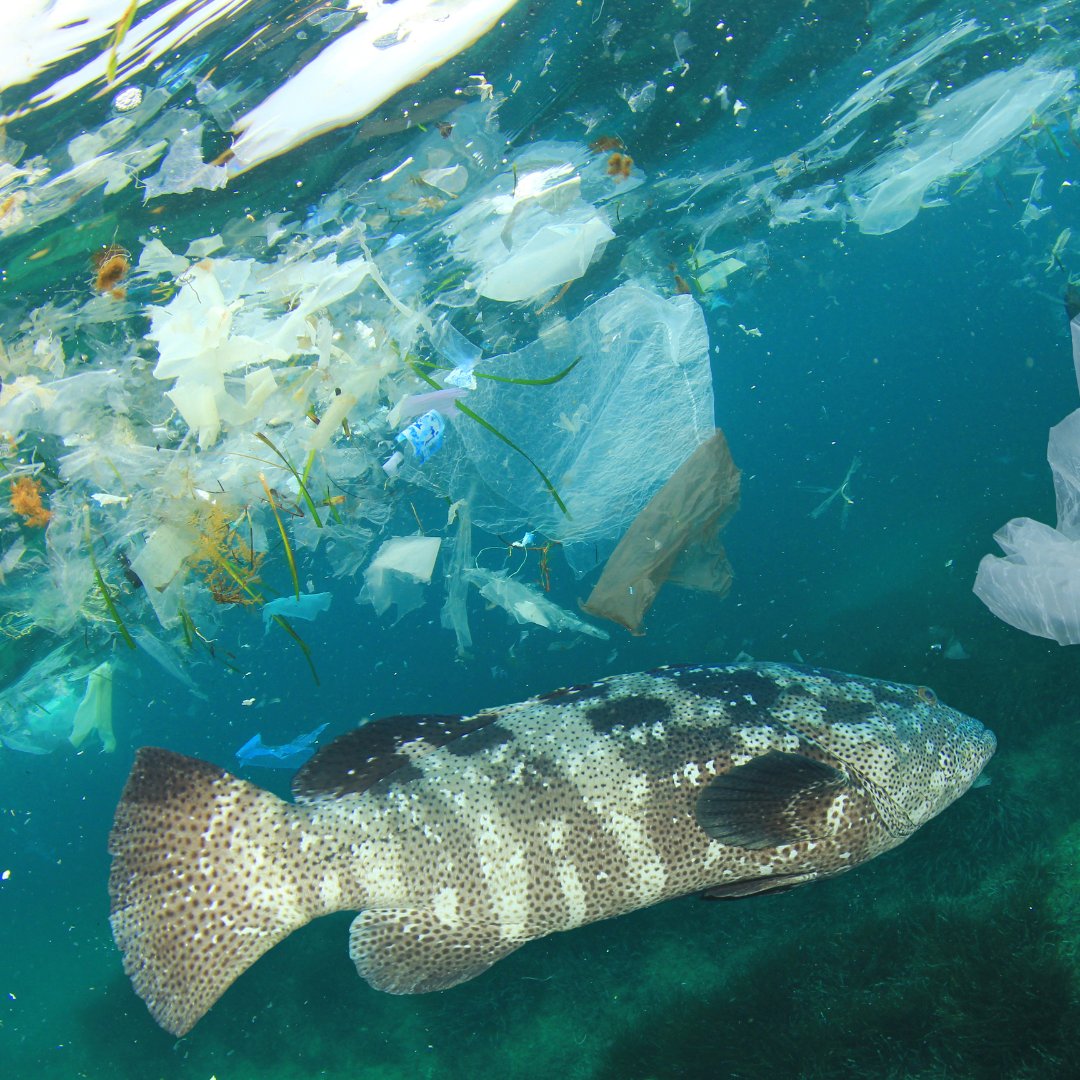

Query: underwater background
left=3, top=0, right=1080, bottom=1076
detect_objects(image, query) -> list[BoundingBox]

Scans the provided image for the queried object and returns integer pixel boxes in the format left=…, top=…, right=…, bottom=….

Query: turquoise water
left=2, top=0, right=1080, bottom=1076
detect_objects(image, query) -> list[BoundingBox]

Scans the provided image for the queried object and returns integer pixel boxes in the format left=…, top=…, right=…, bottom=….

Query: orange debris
left=10, top=476, right=50, bottom=528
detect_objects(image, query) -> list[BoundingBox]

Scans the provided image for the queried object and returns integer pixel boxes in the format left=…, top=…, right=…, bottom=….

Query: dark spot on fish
left=373, top=760, right=425, bottom=788
left=518, top=754, right=560, bottom=792
left=669, top=667, right=782, bottom=713
left=292, top=713, right=497, bottom=801
left=822, top=695, right=876, bottom=725
left=586, top=695, right=672, bottom=733
left=443, top=722, right=512, bottom=757
left=873, top=686, right=916, bottom=708
left=535, top=682, right=610, bottom=705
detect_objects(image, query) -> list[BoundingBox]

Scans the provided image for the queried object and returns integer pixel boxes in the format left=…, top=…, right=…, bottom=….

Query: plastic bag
left=262, top=592, right=333, bottom=631
left=69, top=661, right=116, bottom=753
left=444, top=146, right=615, bottom=303
left=975, top=308, right=1080, bottom=644
left=848, top=62, right=1074, bottom=235
left=236, top=723, right=329, bottom=769
left=583, top=429, right=741, bottom=634
left=974, top=516, right=1080, bottom=645
left=429, top=283, right=715, bottom=574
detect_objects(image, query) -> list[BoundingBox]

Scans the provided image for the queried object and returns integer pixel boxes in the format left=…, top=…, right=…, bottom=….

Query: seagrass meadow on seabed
left=2, top=1, right=1080, bottom=1077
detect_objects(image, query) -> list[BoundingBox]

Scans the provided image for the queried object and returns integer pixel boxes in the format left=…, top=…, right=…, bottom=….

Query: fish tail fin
left=108, top=747, right=314, bottom=1036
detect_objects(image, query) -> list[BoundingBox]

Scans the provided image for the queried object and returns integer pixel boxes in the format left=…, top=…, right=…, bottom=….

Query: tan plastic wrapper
left=582, top=429, right=740, bottom=634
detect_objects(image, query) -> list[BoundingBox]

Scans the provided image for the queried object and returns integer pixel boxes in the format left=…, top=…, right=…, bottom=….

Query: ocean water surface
left=2, top=1, right=1080, bottom=1076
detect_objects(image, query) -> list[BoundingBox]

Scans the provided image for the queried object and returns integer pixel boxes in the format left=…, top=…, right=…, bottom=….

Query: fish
left=108, top=662, right=995, bottom=1036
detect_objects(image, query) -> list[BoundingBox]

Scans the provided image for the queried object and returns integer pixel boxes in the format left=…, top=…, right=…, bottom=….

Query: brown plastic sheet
left=582, top=429, right=740, bottom=634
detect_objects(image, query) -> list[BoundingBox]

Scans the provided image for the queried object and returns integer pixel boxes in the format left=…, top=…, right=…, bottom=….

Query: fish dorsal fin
left=292, top=712, right=499, bottom=802
left=695, top=750, right=849, bottom=850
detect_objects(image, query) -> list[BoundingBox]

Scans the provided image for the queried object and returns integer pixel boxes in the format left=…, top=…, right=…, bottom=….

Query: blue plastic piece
left=396, top=409, right=445, bottom=464
left=235, top=723, right=329, bottom=769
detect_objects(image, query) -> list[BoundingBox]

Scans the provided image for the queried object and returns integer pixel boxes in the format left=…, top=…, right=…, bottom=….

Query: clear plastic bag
left=427, top=284, right=715, bottom=574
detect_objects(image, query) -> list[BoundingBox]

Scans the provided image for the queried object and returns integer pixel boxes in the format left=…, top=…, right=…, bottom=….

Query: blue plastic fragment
left=235, top=723, right=329, bottom=769
left=261, top=591, right=332, bottom=631
left=397, top=409, right=445, bottom=464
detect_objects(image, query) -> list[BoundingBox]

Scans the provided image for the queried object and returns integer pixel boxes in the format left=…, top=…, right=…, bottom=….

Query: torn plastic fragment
left=446, top=157, right=615, bottom=302
left=383, top=409, right=446, bottom=476
left=441, top=503, right=473, bottom=656
left=69, top=661, right=115, bottom=753
left=142, top=125, right=227, bottom=200
left=389, top=388, right=466, bottom=428
left=847, top=61, right=1074, bottom=235
left=465, top=567, right=608, bottom=638
left=235, top=723, right=329, bottom=769
left=364, top=535, right=442, bottom=618
left=261, top=591, right=333, bottom=632
left=132, top=627, right=208, bottom=699
left=693, top=250, right=746, bottom=292
left=583, top=429, right=741, bottom=634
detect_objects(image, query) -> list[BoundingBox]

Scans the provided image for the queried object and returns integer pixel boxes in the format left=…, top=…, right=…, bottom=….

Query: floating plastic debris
left=464, top=567, right=608, bottom=638
left=69, top=661, right=115, bottom=753
left=847, top=61, right=1075, bottom=235
left=261, top=592, right=333, bottom=631
left=235, top=723, right=329, bottom=769
left=583, top=430, right=741, bottom=635
left=364, top=536, right=443, bottom=618
left=429, top=283, right=715, bottom=573
left=976, top=298, right=1080, bottom=644
left=0, top=647, right=114, bottom=755
left=383, top=410, right=447, bottom=476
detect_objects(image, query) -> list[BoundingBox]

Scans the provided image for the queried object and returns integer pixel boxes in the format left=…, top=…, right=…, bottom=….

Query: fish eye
left=917, top=686, right=938, bottom=705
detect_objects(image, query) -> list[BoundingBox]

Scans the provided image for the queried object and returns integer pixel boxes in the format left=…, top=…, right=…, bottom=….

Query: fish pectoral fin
left=694, top=749, right=849, bottom=850
left=349, top=908, right=524, bottom=994
left=700, top=871, right=820, bottom=899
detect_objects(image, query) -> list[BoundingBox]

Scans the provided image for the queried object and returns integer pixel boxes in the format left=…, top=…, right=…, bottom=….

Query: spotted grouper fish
left=108, top=662, right=994, bottom=1035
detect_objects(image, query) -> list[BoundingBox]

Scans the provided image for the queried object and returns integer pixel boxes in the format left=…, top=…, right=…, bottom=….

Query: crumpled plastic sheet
left=975, top=405, right=1080, bottom=645
left=974, top=513, right=1080, bottom=645
left=847, top=60, right=1074, bottom=235
left=975, top=300, right=1080, bottom=646
left=427, top=282, right=715, bottom=575
left=464, top=567, right=608, bottom=638
left=261, top=591, right=333, bottom=630
left=235, top=723, right=329, bottom=769
left=0, top=646, right=114, bottom=755
left=582, top=429, right=741, bottom=635
left=364, top=535, right=442, bottom=618
left=443, top=144, right=617, bottom=303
